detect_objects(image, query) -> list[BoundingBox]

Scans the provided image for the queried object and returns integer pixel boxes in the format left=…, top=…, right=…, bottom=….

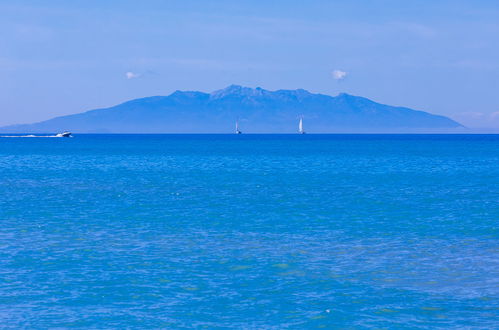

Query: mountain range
left=0, top=85, right=463, bottom=133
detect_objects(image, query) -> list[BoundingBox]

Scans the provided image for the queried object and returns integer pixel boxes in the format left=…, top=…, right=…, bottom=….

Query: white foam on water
left=0, top=135, right=67, bottom=138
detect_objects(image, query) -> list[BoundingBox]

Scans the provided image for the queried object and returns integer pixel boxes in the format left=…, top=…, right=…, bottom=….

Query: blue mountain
left=1, top=85, right=462, bottom=133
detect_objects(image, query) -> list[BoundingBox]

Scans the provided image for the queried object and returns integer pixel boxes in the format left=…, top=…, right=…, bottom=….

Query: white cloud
left=125, top=71, right=140, bottom=79
left=332, top=69, right=347, bottom=80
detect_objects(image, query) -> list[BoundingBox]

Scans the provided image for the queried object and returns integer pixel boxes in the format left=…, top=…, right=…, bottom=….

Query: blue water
left=1, top=134, right=498, bottom=328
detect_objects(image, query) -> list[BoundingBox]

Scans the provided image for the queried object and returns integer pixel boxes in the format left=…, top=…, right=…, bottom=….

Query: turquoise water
left=0, top=134, right=498, bottom=328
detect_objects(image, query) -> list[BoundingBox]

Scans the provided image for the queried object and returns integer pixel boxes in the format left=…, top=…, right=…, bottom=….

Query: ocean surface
left=0, top=134, right=498, bottom=329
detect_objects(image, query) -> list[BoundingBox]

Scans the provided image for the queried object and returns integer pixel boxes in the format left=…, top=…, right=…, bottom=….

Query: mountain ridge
left=0, top=85, right=463, bottom=133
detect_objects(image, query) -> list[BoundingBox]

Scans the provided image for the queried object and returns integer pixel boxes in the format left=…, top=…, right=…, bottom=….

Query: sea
left=0, top=134, right=498, bottom=328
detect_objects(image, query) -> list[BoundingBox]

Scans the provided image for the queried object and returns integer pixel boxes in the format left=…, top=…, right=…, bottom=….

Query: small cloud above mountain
left=125, top=72, right=141, bottom=79
left=332, top=70, right=347, bottom=80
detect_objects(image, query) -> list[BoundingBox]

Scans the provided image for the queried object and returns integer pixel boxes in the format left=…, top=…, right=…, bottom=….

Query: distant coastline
left=0, top=85, right=464, bottom=134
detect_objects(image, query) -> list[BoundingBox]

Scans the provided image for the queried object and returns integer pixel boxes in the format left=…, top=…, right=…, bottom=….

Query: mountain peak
left=336, top=92, right=358, bottom=99
left=210, top=85, right=318, bottom=100
left=334, top=92, right=375, bottom=105
left=219, top=84, right=244, bottom=92
left=169, top=90, right=207, bottom=97
left=278, top=88, right=313, bottom=98
left=210, top=85, right=269, bottom=99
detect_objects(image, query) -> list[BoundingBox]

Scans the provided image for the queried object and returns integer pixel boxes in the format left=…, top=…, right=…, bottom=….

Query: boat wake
left=0, top=135, right=70, bottom=138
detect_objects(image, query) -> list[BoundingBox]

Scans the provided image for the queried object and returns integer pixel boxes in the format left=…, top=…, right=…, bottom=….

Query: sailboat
left=298, top=117, right=306, bottom=134
left=235, top=120, right=242, bottom=134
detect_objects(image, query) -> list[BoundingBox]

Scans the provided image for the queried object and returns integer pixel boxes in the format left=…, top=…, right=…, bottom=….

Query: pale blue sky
left=2, top=0, right=499, bottom=128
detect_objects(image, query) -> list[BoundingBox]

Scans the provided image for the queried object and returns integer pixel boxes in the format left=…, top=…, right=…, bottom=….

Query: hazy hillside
left=0, top=85, right=462, bottom=133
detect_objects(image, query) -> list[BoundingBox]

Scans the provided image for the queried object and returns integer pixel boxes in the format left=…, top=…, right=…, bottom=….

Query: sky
left=1, top=0, right=499, bottom=129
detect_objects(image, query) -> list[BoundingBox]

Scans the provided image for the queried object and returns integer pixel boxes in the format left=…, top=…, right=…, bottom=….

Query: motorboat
left=56, top=131, right=72, bottom=137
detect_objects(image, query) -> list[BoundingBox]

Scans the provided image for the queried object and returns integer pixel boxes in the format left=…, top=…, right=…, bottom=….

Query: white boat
left=235, top=120, right=242, bottom=134
left=299, top=117, right=305, bottom=134
left=56, top=131, right=72, bottom=137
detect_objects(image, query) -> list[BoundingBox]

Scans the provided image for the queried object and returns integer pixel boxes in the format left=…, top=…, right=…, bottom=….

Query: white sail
left=235, top=120, right=241, bottom=134
left=299, top=117, right=304, bottom=133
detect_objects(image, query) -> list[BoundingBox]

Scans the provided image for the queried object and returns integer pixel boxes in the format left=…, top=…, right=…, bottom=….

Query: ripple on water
left=0, top=134, right=498, bottom=328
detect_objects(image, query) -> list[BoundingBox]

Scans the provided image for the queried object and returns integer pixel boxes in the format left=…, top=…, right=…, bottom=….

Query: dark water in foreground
left=0, top=134, right=498, bottom=328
